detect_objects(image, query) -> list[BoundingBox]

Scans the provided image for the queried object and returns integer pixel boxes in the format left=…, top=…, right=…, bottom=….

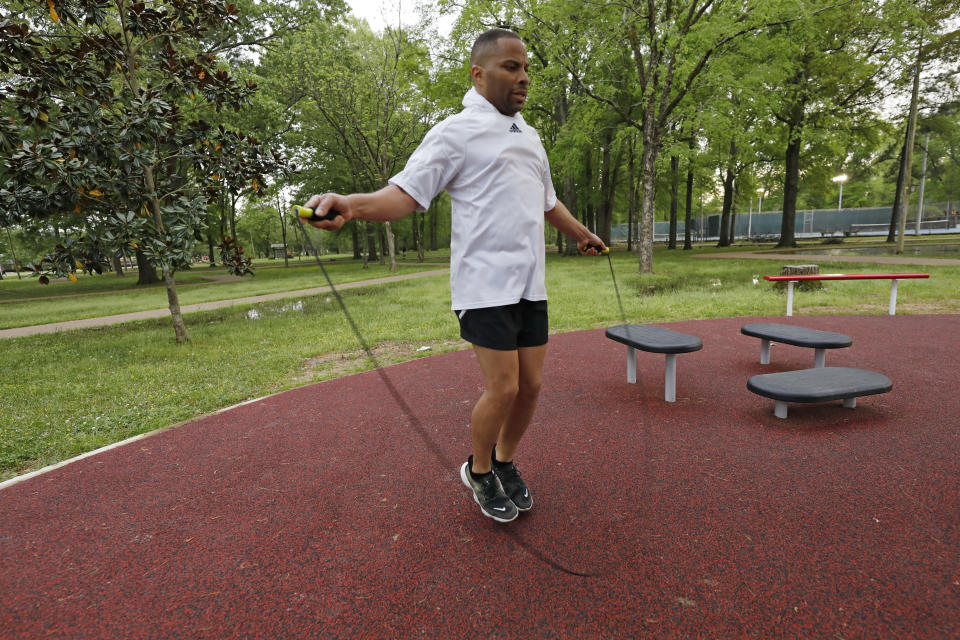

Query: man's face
left=471, top=37, right=530, bottom=116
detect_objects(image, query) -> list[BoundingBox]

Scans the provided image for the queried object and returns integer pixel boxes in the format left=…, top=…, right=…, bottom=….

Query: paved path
left=0, top=268, right=449, bottom=339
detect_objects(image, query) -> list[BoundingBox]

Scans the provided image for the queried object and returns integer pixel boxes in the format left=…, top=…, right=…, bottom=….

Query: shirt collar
left=462, top=87, right=498, bottom=112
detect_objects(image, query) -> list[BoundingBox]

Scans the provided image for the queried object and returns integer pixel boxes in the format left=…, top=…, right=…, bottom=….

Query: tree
left=509, top=0, right=801, bottom=271
left=268, top=17, right=439, bottom=272
left=0, top=0, right=295, bottom=342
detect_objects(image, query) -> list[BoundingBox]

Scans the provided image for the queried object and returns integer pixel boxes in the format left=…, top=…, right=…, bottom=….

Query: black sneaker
left=492, top=451, right=533, bottom=512
left=460, top=456, right=518, bottom=523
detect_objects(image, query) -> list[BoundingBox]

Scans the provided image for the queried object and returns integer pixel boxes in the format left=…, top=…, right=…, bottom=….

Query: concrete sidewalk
left=0, top=268, right=448, bottom=339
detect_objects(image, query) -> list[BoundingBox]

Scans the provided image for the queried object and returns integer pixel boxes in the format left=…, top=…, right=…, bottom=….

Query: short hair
left=470, top=28, right=522, bottom=66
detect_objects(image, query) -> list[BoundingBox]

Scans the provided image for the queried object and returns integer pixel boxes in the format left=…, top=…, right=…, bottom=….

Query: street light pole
left=832, top=174, right=848, bottom=211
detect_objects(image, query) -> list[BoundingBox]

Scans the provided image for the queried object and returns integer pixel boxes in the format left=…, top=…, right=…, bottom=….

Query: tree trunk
left=896, top=37, right=923, bottom=254
left=417, top=211, right=425, bottom=262
left=638, top=127, right=660, bottom=274
left=352, top=222, right=362, bottom=260
left=597, top=132, right=620, bottom=245
left=684, top=137, right=694, bottom=250
left=778, top=123, right=803, bottom=248
left=730, top=205, right=737, bottom=246
left=718, top=138, right=736, bottom=247
left=563, top=174, right=580, bottom=256
left=365, top=221, right=376, bottom=267
left=207, top=228, right=216, bottom=266
left=136, top=248, right=158, bottom=284
left=163, top=270, right=188, bottom=343
left=627, top=134, right=637, bottom=253
left=143, top=166, right=187, bottom=342
left=278, top=212, right=289, bottom=268
left=887, top=134, right=908, bottom=243
left=384, top=221, right=397, bottom=271
left=668, top=154, right=679, bottom=249
left=229, top=192, right=237, bottom=242
left=112, top=256, right=124, bottom=276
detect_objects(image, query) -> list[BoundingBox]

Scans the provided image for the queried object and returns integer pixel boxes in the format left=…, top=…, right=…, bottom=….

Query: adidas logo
left=508, top=123, right=522, bottom=133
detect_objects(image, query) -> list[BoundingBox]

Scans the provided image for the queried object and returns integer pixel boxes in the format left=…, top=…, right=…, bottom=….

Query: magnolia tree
left=0, top=0, right=288, bottom=342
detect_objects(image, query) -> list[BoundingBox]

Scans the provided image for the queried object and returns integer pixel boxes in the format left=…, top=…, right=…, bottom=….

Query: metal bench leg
left=664, top=354, right=677, bottom=402
left=786, top=281, right=795, bottom=317
left=626, top=346, right=636, bottom=384
left=814, top=348, right=826, bottom=368
left=843, top=398, right=856, bottom=409
left=760, top=339, right=771, bottom=364
left=889, top=279, right=899, bottom=315
left=774, top=401, right=788, bottom=419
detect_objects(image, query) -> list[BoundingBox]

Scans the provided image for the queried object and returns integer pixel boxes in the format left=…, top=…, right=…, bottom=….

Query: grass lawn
left=1, top=240, right=957, bottom=481
left=0, top=253, right=447, bottom=329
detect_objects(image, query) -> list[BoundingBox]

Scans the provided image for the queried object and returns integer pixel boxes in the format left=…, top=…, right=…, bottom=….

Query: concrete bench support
left=741, top=323, right=852, bottom=368
left=606, top=324, right=703, bottom=402
left=748, top=367, right=892, bottom=419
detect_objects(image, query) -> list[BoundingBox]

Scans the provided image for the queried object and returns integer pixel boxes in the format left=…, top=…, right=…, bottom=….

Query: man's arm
left=303, top=185, right=418, bottom=230
left=545, top=200, right=606, bottom=253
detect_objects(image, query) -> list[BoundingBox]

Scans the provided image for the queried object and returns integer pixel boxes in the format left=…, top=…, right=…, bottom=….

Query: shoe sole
left=460, top=462, right=518, bottom=523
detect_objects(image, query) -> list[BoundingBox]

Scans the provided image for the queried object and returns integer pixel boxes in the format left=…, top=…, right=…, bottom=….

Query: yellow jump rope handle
left=585, top=244, right=610, bottom=255
left=292, top=205, right=340, bottom=222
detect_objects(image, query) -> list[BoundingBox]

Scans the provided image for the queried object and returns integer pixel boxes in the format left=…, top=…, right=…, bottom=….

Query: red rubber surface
left=1, top=315, right=958, bottom=639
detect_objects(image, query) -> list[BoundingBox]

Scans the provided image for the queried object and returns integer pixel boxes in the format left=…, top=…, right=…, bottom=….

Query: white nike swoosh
left=492, top=506, right=507, bottom=512
left=523, top=490, right=529, bottom=498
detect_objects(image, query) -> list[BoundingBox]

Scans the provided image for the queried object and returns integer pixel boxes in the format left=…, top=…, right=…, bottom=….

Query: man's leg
left=468, top=345, right=520, bottom=474
left=495, top=344, right=546, bottom=462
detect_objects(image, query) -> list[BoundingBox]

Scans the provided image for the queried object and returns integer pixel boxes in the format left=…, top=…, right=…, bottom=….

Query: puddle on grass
left=245, top=299, right=307, bottom=321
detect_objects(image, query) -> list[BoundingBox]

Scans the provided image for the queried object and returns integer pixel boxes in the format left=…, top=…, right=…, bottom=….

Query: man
left=302, top=28, right=605, bottom=523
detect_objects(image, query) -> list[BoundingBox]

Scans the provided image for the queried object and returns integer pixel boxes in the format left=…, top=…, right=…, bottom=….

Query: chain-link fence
left=611, top=201, right=960, bottom=243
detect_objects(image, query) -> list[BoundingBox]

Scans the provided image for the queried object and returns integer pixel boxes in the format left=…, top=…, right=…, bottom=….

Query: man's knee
left=485, top=374, right=520, bottom=407
left=517, top=375, right=542, bottom=401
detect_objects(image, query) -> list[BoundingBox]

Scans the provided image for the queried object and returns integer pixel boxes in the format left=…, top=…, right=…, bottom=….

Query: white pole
left=748, top=198, right=753, bottom=238
left=838, top=182, right=843, bottom=211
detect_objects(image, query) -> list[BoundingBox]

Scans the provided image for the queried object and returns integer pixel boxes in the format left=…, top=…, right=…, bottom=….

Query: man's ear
left=470, top=64, right=484, bottom=88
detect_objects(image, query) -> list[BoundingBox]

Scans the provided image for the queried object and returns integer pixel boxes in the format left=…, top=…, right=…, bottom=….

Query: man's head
left=470, top=28, right=529, bottom=116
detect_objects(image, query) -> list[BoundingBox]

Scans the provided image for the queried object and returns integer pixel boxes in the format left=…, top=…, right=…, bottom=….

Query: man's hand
left=301, top=193, right=351, bottom=230
left=578, top=233, right=607, bottom=256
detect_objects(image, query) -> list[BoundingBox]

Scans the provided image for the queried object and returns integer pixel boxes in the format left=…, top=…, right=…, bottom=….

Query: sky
left=346, top=0, right=456, bottom=36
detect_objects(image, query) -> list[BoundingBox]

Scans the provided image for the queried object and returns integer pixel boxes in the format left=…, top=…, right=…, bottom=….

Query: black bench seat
left=605, top=324, right=703, bottom=402
left=741, top=323, right=852, bottom=368
left=747, top=367, right=892, bottom=419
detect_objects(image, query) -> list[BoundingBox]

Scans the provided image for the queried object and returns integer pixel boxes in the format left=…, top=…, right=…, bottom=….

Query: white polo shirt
left=389, top=87, right=558, bottom=310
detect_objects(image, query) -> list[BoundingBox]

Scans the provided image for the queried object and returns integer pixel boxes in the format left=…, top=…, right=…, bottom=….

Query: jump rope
left=293, top=204, right=622, bottom=577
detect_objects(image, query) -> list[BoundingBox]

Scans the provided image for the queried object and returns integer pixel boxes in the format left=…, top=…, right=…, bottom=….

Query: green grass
left=1, top=242, right=958, bottom=481
left=0, top=254, right=446, bottom=329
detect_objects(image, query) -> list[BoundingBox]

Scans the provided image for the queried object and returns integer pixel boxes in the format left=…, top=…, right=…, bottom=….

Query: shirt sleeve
left=389, top=122, right=461, bottom=212
left=542, top=150, right=558, bottom=212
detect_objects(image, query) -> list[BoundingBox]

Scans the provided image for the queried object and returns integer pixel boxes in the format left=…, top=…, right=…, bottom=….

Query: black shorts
left=455, top=299, right=548, bottom=351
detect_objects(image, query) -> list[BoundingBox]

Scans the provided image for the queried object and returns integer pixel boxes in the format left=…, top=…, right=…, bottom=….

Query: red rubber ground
left=1, top=315, right=958, bottom=639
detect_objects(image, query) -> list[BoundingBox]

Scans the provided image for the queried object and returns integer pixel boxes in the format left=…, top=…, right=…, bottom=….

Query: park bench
left=747, top=367, right=892, bottom=419
left=741, top=323, right=851, bottom=368
left=763, top=272, right=929, bottom=316
left=605, top=324, right=703, bottom=402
